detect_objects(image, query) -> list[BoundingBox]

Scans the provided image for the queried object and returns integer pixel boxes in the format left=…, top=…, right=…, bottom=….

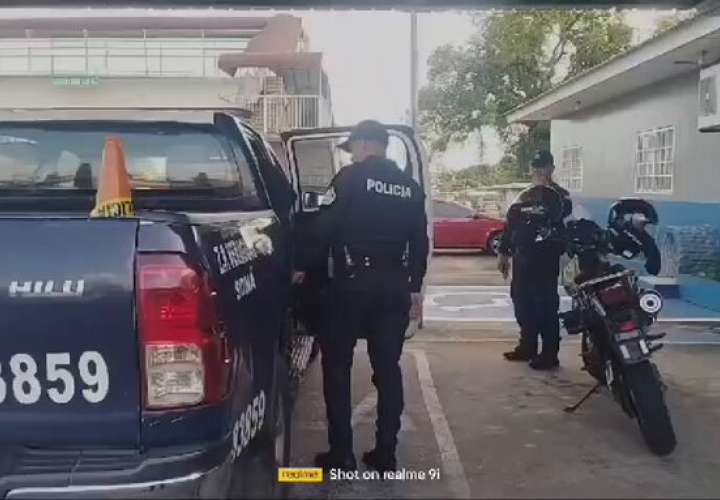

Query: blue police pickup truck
left=0, top=108, right=314, bottom=498
left=0, top=107, right=430, bottom=498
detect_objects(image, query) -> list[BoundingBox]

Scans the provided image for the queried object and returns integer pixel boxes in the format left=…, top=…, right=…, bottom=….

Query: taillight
left=614, top=319, right=641, bottom=340
left=137, top=254, right=231, bottom=410
left=618, top=320, right=639, bottom=333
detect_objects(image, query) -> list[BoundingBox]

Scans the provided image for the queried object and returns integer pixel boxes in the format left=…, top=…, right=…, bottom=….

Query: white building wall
left=0, top=76, right=242, bottom=109
left=551, top=70, right=720, bottom=204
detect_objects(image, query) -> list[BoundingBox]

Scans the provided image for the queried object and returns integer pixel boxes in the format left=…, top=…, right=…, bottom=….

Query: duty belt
left=343, top=246, right=407, bottom=271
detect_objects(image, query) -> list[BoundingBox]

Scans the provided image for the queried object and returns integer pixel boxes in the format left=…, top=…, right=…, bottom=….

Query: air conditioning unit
left=698, top=62, right=720, bottom=132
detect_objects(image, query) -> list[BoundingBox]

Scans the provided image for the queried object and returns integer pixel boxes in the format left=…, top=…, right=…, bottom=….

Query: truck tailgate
left=0, top=218, right=140, bottom=447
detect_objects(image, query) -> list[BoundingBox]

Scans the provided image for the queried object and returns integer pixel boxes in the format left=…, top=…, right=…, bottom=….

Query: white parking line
left=425, top=316, right=516, bottom=323
left=424, top=285, right=720, bottom=323
left=409, top=349, right=471, bottom=499
left=426, top=316, right=720, bottom=323
left=410, top=337, right=720, bottom=345
left=351, top=392, right=377, bottom=428
left=657, top=318, right=720, bottom=323
left=351, top=391, right=417, bottom=432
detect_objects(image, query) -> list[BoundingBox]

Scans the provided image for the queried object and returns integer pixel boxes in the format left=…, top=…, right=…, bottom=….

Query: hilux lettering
left=9, top=280, right=85, bottom=298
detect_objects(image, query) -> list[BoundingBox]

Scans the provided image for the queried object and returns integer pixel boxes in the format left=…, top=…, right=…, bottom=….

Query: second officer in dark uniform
left=306, top=120, right=429, bottom=473
left=497, top=150, right=571, bottom=370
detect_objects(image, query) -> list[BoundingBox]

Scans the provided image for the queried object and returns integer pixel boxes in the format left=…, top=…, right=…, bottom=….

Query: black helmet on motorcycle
left=565, top=219, right=604, bottom=254
left=608, top=198, right=659, bottom=232
left=606, top=199, right=661, bottom=274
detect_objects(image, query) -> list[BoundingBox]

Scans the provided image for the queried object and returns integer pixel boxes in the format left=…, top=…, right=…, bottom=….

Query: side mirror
left=472, top=213, right=482, bottom=220
left=302, top=191, right=322, bottom=211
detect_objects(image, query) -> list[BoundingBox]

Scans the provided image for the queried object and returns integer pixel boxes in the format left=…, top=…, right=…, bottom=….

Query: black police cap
left=531, top=150, right=554, bottom=169
left=338, top=120, right=389, bottom=152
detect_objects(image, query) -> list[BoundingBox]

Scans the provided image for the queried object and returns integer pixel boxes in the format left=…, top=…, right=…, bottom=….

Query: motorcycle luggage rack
left=578, top=270, right=634, bottom=290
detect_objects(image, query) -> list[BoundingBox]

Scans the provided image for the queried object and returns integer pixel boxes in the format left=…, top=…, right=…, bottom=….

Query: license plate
left=0, top=351, right=109, bottom=405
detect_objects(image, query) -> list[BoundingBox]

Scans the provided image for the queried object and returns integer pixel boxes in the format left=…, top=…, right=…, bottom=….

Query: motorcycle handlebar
left=565, top=223, right=662, bottom=276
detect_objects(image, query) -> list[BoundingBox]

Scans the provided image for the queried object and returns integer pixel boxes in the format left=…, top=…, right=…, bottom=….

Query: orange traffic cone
left=91, top=137, right=135, bottom=218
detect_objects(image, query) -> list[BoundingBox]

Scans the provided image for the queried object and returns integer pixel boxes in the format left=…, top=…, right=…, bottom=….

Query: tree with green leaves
left=420, top=10, right=633, bottom=181
left=653, top=10, right=696, bottom=36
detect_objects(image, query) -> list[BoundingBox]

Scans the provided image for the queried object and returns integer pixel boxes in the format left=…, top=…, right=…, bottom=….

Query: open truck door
left=281, top=126, right=432, bottom=338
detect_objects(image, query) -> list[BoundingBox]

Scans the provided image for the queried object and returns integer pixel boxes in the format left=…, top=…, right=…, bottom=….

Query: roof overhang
left=507, top=10, right=720, bottom=123
left=0, top=0, right=706, bottom=8
left=0, top=108, right=251, bottom=123
left=0, top=16, right=271, bottom=35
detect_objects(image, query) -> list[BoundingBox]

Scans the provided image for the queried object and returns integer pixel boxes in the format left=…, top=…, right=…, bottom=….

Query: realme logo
left=277, top=467, right=323, bottom=484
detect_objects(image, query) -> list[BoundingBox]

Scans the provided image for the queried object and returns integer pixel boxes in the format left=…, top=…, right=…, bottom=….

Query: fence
left=0, top=35, right=254, bottom=78
left=236, top=94, right=331, bottom=136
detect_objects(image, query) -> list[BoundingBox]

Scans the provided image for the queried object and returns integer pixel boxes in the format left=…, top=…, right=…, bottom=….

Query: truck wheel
left=273, top=364, right=293, bottom=468
left=234, top=355, right=293, bottom=498
left=623, top=361, right=677, bottom=456
left=268, top=353, right=293, bottom=468
left=287, top=333, right=315, bottom=402
left=308, top=338, right=320, bottom=365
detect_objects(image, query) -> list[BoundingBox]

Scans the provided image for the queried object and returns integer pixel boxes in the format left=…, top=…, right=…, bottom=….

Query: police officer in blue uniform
left=497, top=150, right=571, bottom=370
left=306, top=120, right=429, bottom=473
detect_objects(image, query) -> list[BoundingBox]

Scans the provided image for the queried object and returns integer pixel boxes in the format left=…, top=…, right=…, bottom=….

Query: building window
left=635, top=126, right=674, bottom=194
left=558, top=146, right=583, bottom=192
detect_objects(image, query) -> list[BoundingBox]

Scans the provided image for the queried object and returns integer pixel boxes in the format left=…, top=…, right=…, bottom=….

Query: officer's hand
left=292, top=271, right=306, bottom=285
left=410, top=293, right=423, bottom=321
left=497, top=255, right=511, bottom=281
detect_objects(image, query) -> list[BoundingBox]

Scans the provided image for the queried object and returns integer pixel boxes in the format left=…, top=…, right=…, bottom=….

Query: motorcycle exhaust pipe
left=648, top=343, right=664, bottom=354
left=646, top=332, right=667, bottom=341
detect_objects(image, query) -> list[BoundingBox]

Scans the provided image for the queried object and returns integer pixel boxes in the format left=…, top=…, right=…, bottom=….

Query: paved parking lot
left=286, top=255, right=720, bottom=498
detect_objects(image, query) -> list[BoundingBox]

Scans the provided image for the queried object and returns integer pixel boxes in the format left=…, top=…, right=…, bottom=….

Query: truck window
left=0, top=123, right=260, bottom=204
left=292, top=134, right=410, bottom=193
left=240, top=125, right=294, bottom=218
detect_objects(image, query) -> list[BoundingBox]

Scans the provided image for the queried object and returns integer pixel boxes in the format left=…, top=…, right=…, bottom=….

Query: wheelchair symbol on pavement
left=426, top=291, right=513, bottom=312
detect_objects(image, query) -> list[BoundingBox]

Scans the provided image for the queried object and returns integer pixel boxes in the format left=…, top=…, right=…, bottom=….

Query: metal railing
left=236, top=94, right=332, bottom=135
left=0, top=35, right=252, bottom=78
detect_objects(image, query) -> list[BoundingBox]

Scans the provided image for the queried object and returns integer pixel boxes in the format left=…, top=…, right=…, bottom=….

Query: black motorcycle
left=560, top=199, right=676, bottom=456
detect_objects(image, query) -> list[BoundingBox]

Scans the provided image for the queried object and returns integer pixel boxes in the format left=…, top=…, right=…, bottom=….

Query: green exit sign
left=52, top=76, right=100, bottom=88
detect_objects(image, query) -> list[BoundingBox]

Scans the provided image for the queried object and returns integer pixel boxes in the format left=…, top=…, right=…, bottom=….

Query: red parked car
left=432, top=199, right=506, bottom=254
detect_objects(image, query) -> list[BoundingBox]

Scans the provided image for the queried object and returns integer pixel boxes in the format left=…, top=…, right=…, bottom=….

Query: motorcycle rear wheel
left=623, top=361, right=677, bottom=456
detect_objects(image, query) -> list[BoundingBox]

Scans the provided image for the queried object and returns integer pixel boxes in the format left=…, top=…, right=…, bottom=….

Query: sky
left=299, top=8, right=675, bottom=169
left=0, top=7, right=678, bottom=169
left=0, top=7, right=476, bottom=126
left=301, top=10, right=477, bottom=125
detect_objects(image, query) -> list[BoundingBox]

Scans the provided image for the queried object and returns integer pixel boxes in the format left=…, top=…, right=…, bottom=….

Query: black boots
left=529, top=356, right=560, bottom=371
left=313, top=451, right=357, bottom=472
left=362, top=448, right=397, bottom=474
left=504, top=344, right=559, bottom=370
left=313, top=448, right=396, bottom=476
left=503, top=345, right=536, bottom=362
